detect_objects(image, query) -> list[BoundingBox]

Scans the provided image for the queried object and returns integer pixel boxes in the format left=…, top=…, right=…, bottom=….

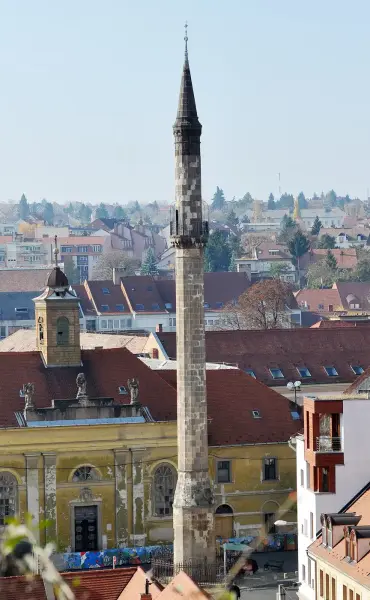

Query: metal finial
left=53, top=235, right=59, bottom=267
left=184, top=21, right=188, bottom=61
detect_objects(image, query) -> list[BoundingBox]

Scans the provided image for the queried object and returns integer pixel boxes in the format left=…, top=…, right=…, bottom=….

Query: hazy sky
left=1, top=0, right=370, bottom=205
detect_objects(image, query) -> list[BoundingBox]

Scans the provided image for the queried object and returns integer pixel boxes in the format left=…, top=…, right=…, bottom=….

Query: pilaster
left=43, top=453, right=57, bottom=543
left=25, top=453, right=41, bottom=542
left=131, top=449, right=146, bottom=546
left=114, top=450, right=130, bottom=547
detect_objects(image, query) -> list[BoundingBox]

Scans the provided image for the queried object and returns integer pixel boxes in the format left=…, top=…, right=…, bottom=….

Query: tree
left=270, top=262, right=290, bottom=280
left=238, top=192, right=253, bottom=207
left=113, top=205, right=126, bottom=220
left=229, top=251, right=237, bottom=272
left=63, top=257, right=81, bottom=285
left=325, top=189, right=337, bottom=208
left=267, top=193, right=275, bottom=210
left=307, top=261, right=337, bottom=288
left=279, top=193, right=294, bottom=209
left=278, top=215, right=297, bottom=244
left=204, top=230, right=231, bottom=272
left=297, top=192, right=308, bottom=209
left=93, top=252, right=139, bottom=280
left=217, top=280, right=295, bottom=330
left=325, top=250, right=337, bottom=271
left=95, top=203, right=108, bottom=219
left=288, top=230, right=310, bottom=281
left=355, top=258, right=370, bottom=282
left=226, top=208, right=238, bottom=228
left=211, top=187, right=226, bottom=211
left=311, top=216, right=322, bottom=235
left=78, top=203, right=92, bottom=223
left=228, top=235, right=243, bottom=257
left=19, top=193, right=29, bottom=220
left=42, top=201, right=54, bottom=225
left=141, top=247, right=159, bottom=276
left=293, top=198, right=301, bottom=221
left=318, top=234, right=336, bottom=249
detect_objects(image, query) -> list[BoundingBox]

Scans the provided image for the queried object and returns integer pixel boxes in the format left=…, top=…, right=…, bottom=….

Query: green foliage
left=19, top=193, right=29, bottom=220
left=318, top=234, right=336, bottom=249
left=42, top=201, right=54, bottom=225
left=270, top=262, right=289, bottom=279
left=355, top=258, right=370, bottom=282
left=297, top=191, right=308, bottom=209
left=228, top=235, right=243, bottom=257
left=226, top=208, right=238, bottom=228
left=267, top=193, right=275, bottom=210
left=325, top=189, right=337, bottom=207
left=238, top=192, right=253, bottom=207
left=311, top=215, right=322, bottom=235
left=63, top=258, right=81, bottom=284
left=140, top=247, right=159, bottom=276
left=113, top=205, right=126, bottom=220
left=77, top=203, right=92, bottom=223
left=325, top=250, right=337, bottom=270
left=204, top=230, right=231, bottom=271
left=95, top=203, right=109, bottom=219
left=307, top=261, right=337, bottom=288
left=211, top=186, right=226, bottom=211
left=278, top=215, right=297, bottom=244
left=229, top=251, right=237, bottom=272
left=278, top=193, right=294, bottom=209
left=288, top=230, right=310, bottom=261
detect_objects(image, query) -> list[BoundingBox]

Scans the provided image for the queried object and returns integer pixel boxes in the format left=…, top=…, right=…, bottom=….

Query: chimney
left=152, top=348, right=159, bottom=359
left=156, top=324, right=163, bottom=333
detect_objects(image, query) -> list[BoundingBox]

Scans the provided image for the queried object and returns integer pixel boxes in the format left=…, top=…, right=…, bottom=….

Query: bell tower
left=171, top=25, right=215, bottom=570
left=34, top=236, right=81, bottom=368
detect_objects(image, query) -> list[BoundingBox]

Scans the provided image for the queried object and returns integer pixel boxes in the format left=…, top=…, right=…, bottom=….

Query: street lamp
left=287, top=380, right=301, bottom=410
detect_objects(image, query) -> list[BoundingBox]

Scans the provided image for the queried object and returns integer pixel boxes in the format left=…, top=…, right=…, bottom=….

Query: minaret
left=171, top=25, right=215, bottom=570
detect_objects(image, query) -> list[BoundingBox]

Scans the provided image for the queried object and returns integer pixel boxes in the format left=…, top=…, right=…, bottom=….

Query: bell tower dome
left=33, top=236, right=81, bottom=367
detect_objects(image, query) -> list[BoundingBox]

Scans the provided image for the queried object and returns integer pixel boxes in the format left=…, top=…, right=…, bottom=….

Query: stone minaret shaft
left=171, top=36, right=215, bottom=569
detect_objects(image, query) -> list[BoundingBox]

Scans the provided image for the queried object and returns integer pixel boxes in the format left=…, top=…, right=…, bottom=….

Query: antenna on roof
left=53, top=235, right=59, bottom=267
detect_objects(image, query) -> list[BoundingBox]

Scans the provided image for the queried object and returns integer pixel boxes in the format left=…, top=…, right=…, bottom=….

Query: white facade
left=96, top=309, right=226, bottom=333
left=297, top=397, right=370, bottom=600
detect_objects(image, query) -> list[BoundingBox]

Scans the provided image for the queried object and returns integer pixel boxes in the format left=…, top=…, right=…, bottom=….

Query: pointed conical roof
left=174, top=42, right=201, bottom=131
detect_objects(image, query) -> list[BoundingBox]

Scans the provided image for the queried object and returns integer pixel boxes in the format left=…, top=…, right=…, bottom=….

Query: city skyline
left=0, top=0, right=370, bottom=205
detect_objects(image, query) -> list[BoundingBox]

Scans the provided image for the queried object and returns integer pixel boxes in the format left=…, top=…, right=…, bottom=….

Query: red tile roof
left=0, top=567, right=137, bottom=600
left=309, top=485, right=370, bottom=588
left=0, top=575, right=46, bottom=600
left=156, top=369, right=302, bottom=445
left=63, top=566, right=137, bottom=600
left=0, top=347, right=177, bottom=427
left=335, top=281, right=370, bottom=311
left=295, top=289, right=341, bottom=312
left=0, top=268, right=52, bottom=292
left=153, top=328, right=370, bottom=386
left=301, top=248, right=358, bottom=270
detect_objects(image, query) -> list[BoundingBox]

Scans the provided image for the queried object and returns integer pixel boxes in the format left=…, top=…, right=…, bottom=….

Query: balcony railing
left=315, top=436, right=342, bottom=452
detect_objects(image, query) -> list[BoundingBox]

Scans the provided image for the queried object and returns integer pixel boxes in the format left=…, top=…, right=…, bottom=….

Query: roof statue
left=127, top=377, right=139, bottom=405
left=23, top=383, right=35, bottom=410
left=76, top=373, right=88, bottom=403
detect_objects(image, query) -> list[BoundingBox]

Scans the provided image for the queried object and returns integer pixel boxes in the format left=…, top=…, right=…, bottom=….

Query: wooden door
left=215, top=515, right=233, bottom=539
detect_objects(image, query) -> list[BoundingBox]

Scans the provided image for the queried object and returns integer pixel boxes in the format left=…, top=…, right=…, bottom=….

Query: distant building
left=296, top=282, right=370, bottom=322
left=56, top=236, right=106, bottom=281
left=236, top=242, right=296, bottom=282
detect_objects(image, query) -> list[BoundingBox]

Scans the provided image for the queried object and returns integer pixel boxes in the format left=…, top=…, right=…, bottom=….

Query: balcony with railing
left=315, top=436, right=342, bottom=452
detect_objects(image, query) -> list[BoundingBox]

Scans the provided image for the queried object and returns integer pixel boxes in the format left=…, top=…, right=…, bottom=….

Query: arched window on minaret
left=38, top=317, right=44, bottom=344
left=56, top=316, right=69, bottom=346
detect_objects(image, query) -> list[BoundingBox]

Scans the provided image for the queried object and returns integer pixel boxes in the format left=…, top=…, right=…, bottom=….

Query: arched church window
left=0, top=472, right=18, bottom=526
left=153, top=464, right=176, bottom=516
left=56, top=317, right=69, bottom=346
left=72, top=466, right=100, bottom=482
left=38, top=317, right=44, bottom=344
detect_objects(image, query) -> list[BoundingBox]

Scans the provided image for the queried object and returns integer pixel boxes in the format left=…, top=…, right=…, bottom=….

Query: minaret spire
left=184, top=21, right=188, bottom=64
left=171, top=27, right=215, bottom=574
